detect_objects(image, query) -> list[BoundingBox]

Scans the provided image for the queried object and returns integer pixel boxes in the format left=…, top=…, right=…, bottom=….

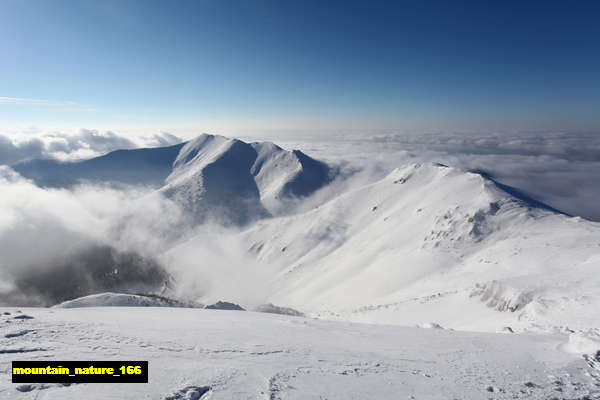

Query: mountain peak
left=161, top=135, right=334, bottom=225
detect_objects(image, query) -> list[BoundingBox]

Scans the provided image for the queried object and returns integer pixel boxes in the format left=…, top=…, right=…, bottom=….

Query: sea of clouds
left=272, top=130, right=600, bottom=221
left=0, top=129, right=182, bottom=164
left=1, top=128, right=598, bottom=307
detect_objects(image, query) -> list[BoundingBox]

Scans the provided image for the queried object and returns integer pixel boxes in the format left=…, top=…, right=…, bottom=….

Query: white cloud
left=273, top=131, right=600, bottom=221
left=0, top=96, right=94, bottom=112
left=0, top=129, right=183, bottom=164
left=0, top=168, right=186, bottom=306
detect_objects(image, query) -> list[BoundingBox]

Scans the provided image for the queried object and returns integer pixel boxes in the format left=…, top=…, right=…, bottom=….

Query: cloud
left=0, top=129, right=184, bottom=165
left=145, top=131, right=183, bottom=147
left=0, top=96, right=65, bottom=105
left=274, top=131, right=600, bottom=221
left=0, top=135, right=45, bottom=165
left=1, top=128, right=599, bottom=308
left=367, top=132, right=600, bottom=162
left=0, top=168, right=187, bottom=306
left=44, top=129, right=137, bottom=154
left=0, top=96, right=93, bottom=112
left=0, top=167, right=272, bottom=307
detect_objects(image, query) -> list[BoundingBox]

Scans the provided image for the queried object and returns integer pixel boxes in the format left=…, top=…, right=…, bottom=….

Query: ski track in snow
left=1, top=308, right=599, bottom=399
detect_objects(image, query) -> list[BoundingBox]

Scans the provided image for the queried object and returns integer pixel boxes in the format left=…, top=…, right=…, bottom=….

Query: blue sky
left=1, top=0, right=599, bottom=136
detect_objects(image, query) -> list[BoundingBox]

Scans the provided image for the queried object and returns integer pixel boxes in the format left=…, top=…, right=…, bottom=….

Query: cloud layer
left=0, top=168, right=270, bottom=307
left=0, top=168, right=186, bottom=306
left=0, top=129, right=183, bottom=165
left=1, top=128, right=598, bottom=307
left=275, top=131, right=600, bottom=221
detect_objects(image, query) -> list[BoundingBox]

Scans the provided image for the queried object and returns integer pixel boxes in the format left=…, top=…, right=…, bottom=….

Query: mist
left=0, top=166, right=268, bottom=307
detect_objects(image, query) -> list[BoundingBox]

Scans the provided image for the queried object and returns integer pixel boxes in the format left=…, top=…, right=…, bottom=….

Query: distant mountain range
left=10, top=135, right=600, bottom=334
left=13, top=134, right=335, bottom=225
left=13, top=142, right=186, bottom=187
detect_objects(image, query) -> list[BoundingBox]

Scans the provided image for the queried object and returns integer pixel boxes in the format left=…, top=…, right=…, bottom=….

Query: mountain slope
left=161, top=135, right=269, bottom=225
left=160, top=134, right=334, bottom=225
left=12, top=134, right=334, bottom=225
left=12, top=143, right=185, bottom=187
left=168, top=162, right=600, bottom=333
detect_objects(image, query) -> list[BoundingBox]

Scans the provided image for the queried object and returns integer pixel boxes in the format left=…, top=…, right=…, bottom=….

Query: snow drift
left=52, top=292, right=200, bottom=308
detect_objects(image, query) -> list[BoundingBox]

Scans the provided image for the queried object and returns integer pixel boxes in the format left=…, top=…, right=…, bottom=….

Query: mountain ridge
left=11, top=134, right=335, bottom=225
left=160, top=134, right=335, bottom=225
left=7, top=135, right=599, bottom=334
left=166, top=161, right=600, bottom=333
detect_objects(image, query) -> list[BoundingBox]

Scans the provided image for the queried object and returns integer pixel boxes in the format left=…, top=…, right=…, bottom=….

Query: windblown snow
left=1, top=308, right=599, bottom=399
left=2, top=134, right=599, bottom=399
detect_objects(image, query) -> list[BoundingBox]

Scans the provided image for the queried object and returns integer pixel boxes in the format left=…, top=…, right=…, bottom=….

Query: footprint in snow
left=16, top=383, right=72, bottom=392
left=16, top=384, right=50, bottom=392
left=13, top=314, right=34, bottom=320
left=164, top=386, right=210, bottom=400
left=5, top=329, right=34, bottom=338
left=0, top=347, right=46, bottom=354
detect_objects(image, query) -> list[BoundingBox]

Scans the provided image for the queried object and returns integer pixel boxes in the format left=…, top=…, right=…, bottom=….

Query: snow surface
left=11, top=134, right=333, bottom=225
left=1, top=307, right=599, bottom=399
left=52, top=293, right=199, bottom=309
left=3, top=135, right=600, bottom=399
left=161, top=134, right=333, bottom=225
left=167, top=162, right=600, bottom=334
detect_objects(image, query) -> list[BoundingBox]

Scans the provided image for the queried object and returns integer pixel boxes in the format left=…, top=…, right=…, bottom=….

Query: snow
left=11, top=134, right=333, bottom=224
left=166, top=162, right=600, bottom=334
left=52, top=293, right=199, bottom=309
left=3, top=135, right=600, bottom=399
left=1, top=307, right=598, bottom=399
left=160, top=134, right=333, bottom=225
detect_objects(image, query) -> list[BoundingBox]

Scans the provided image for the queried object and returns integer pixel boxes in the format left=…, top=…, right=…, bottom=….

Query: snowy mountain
left=12, top=143, right=185, bottom=187
left=7, top=135, right=600, bottom=334
left=3, top=136, right=600, bottom=399
left=160, top=134, right=333, bottom=225
left=12, top=134, right=334, bottom=225
left=168, top=162, right=600, bottom=334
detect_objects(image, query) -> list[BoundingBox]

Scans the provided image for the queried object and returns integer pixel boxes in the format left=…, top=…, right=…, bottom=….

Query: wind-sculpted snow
left=0, top=308, right=598, bottom=399
left=53, top=293, right=199, bottom=309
